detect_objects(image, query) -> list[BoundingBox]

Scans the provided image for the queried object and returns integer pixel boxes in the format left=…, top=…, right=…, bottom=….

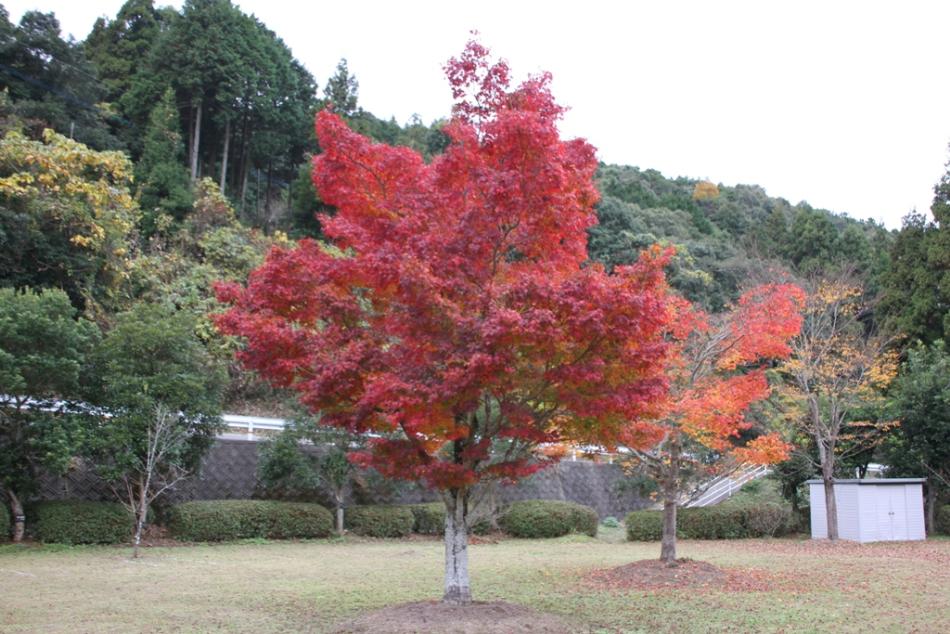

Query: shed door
left=876, top=486, right=908, bottom=541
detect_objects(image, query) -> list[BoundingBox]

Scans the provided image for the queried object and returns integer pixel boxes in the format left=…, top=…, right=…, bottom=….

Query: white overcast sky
left=6, top=0, right=950, bottom=229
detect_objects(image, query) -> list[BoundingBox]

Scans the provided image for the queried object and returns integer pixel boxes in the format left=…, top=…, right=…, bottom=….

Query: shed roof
left=805, top=478, right=926, bottom=485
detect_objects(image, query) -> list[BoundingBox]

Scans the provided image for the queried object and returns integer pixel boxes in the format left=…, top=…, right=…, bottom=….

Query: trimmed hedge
left=404, top=502, right=492, bottom=535
left=407, top=503, right=445, bottom=535
left=625, top=503, right=793, bottom=541
left=625, top=509, right=663, bottom=541
left=0, top=502, right=9, bottom=540
left=346, top=505, right=415, bottom=538
left=34, top=501, right=131, bottom=544
left=499, top=500, right=598, bottom=538
left=167, top=500, right=333, bottom=541
left=938, top=504, right=950, bottom=535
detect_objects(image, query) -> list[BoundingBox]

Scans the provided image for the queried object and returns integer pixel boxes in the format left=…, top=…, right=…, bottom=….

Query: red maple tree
left=216, top=41, right=674, bottom=603
left=621, top=283, right=806, bottom=564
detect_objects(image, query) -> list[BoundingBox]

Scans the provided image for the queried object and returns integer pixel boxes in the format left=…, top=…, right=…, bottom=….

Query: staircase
left=683, top=464, right=772, bottom=508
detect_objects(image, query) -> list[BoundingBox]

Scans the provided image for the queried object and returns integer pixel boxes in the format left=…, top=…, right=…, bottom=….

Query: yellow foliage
left=691, top=180, right=719, bottom=201
left=0, top=128, right=140, bottom=310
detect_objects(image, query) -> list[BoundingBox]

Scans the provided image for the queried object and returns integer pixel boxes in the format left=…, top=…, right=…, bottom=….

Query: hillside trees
left=879, top=159, right=950, bottom=344
left=591, top=165, right=891, bottom=310
left=0, top=9, right=119, bottom=149
left=122, top=0, right=317, bottom=222
left=886, top=341, right=950, bottom=533
left=0, top=128, right=138, bottom=316
left=217, top=41, right=673, bottom=603
left=620, top=283, right=804, bottom=563
left=0, top=288, right=99, bottom=541
left=83, top=0, right=166, bottom=152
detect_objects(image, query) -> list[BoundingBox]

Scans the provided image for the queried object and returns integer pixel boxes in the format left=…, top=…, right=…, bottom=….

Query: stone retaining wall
left=38, top=438, right=649, bottom=518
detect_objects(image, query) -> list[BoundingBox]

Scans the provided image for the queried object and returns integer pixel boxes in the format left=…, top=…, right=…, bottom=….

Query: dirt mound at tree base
left=585, top=558, right=802, bottom=592
left=330, top=600, right=579, bottom=633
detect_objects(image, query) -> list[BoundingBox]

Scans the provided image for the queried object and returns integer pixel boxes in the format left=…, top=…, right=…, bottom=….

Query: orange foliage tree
left=783, top=280, right=898, bottom=540
left=621, top=283, right=805, bottom=564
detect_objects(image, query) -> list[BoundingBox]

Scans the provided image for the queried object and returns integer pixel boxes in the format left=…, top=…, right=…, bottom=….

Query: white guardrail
left=220, top=414, right=288, bottom=439
left=220, top=414, right=617, bottom=463
left=684, top=463, right=772, bottom=508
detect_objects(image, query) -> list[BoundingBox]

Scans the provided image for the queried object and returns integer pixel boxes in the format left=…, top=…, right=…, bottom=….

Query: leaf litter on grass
left=584, top=558, right=811, bottom=593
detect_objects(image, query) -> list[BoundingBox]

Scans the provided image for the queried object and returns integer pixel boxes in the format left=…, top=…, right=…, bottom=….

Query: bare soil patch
left=585, top=558, right=802, bottom=593
left=330, top=600, right=579, bottom=633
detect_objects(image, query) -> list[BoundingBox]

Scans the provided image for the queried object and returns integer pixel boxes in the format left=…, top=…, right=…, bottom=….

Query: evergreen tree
left=880, top=158, right=950, bottom=344
left=0, top=10, right=118, bottom=149
left=135, top=88, right=192, bottom=235
left=84, top=0, right=165, bottom=153
left=322, top=58, right=359, bottom=116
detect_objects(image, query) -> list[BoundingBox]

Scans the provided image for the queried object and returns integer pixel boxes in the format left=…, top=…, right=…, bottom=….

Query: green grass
left=1, top=534, right=948, bottom=633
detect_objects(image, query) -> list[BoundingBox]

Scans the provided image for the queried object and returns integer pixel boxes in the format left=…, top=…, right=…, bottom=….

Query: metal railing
left=684, top=463, right=772, bottom=508
left=220, top=414, right=288, bottom=440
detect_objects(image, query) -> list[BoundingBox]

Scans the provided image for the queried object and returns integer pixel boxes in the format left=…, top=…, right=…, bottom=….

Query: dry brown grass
left=1, top=533, right=948, bottom=633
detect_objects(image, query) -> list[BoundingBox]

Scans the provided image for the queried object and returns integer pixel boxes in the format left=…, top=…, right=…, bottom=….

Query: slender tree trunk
left=132, top=480, right=148, bottom=559
left=190, top=100, right=202, bottom=182
left=8, top=489, right=25, bottom=543
left=238, top=106, right=250, bottom=214
left=443, top=488, right=472, bottom=604
left=334, top=491, right=344, bottom=534
left=925, top=481, right=936, bottom=536
left=240, top=151, right=251, bottom=216
left=264, top=162, right=273, bottom=232
left=219, top=118, right=230, bottom=194
left=187, top=104, right=195, bottom=172
left=822, top=461, right=839, bottom=541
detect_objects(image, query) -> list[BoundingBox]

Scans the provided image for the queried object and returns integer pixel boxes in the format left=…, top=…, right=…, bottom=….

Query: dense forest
left=1, top=0, right=948, bottom=530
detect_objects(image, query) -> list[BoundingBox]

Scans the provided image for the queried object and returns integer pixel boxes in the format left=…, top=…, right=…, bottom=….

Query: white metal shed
left=807, top=478, right=926, bottom=542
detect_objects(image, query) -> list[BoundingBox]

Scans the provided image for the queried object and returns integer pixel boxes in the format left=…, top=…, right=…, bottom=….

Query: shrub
left=741, top=503, right=793, bottom=537
left=625, top=510, right=663, bottom=541
left=407, top=503, right=444, bottom=535
left=405, top=502, right=493, bottom=536
left=34, top=501, right=131, bottom=544
left=601, top=516, right=620, bottom=528
left=346, top=505, right=414, bottom=537
left=794, top=506, right=811, bottom=534
left=499, top=500, right=598, bottom=538
left=937, top=504, right=950, bottom=535
left=167, top=500, right=332, bottom=541
left=626, top=503, right=793, bottom=541
left=679, top=506, right=749, bottom=539
left=0, top=502, right=9, bottom=540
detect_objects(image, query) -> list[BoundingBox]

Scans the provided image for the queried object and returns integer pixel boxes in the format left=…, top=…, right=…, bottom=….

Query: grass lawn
left=1, top=529, right=948, bottom=633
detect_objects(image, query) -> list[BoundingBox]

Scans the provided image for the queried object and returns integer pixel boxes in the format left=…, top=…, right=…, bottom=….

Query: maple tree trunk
left=822, top=464, right=839, bottom=541
left=660, top=496, right=678, bottom=564
left=8, top=489, right=24, bottom=543
left=659, top=441, right=680, bottom=565
left=443, top=489, right=472, bottom=604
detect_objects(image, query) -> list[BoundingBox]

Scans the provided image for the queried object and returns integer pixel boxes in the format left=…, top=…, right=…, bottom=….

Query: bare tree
left=106, top=405, right=191, bottom=558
